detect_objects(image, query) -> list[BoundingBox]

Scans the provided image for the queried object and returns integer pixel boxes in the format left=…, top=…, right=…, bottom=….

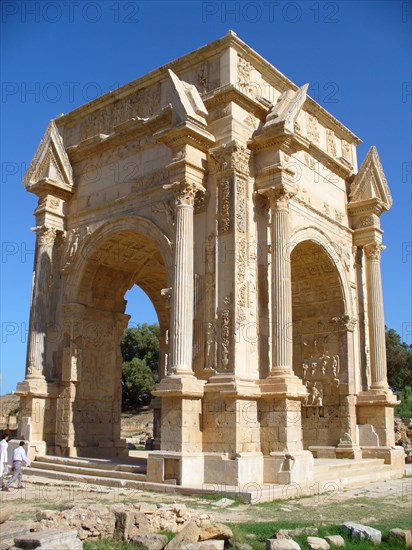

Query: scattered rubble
left=395, top=418, right=412, bottom=463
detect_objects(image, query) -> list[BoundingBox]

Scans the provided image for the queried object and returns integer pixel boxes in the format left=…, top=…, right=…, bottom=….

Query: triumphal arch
left=16, top=32, right=404, bottom=487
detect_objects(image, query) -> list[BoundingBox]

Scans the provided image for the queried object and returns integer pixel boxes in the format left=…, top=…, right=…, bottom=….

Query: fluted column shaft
left=267, top=187, right=295, bottom=376
left=166, top=181, right=199, bottom=375
left=26, top=226, right=56, bottom=380
left=364, top=243, right=388, bottom=389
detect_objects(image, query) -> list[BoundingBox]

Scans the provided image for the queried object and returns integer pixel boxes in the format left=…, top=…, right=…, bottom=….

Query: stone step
left=314, top=458, right=386, bottom=476
left=35, top=454, right=147, bottom=474
left=24, top=466, right=148, bottom=488
left=31, top=459, right=147, bottom=482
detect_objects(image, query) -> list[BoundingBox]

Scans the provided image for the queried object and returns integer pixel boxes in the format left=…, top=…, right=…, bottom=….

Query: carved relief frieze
left=205, top=320, right=217, bottom=371
left=335, top=209, right=344, bottom=224
left=63, top=225, right=91, bottom=271
left=79, top=82, right=161, bottom=142
left=341, top=140, right=352, bottom=163
left=152, top=200, right=175, bottom=234
left=236, top=178, right=247, bottom=233
left=197, top=63, right=209, bottom=94
left=244, top=114, right=257, bottom=129
left=131, top=168, right=171, bottom=193
left=304, top=152, right=316, bottom=170
left=326, top=129, right=337, bottom=157
left=237, top=237, right=248, bottom=308
left=220, top=307, right=232, bottom=372
left=237, top=55, right=253, bottom=94
left=219, top=178, right=231, bottom=234
left=307, top=114, right=320, bottom=144
left=205, top=232, right=216, bottom=318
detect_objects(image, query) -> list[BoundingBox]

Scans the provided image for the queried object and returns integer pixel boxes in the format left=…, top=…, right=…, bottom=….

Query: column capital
left=164, top=180, right=205, bottom=207
left=259, top=184, right=297, bottom=211
left=364, top=242, right=386, bottom=261
left=35, top=226, right=58, bottom=247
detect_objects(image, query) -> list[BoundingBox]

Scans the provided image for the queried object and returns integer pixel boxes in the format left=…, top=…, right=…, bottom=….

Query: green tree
left=120, top=323, right=159, bottom=410
left=386, top=327, right=412, bottom=389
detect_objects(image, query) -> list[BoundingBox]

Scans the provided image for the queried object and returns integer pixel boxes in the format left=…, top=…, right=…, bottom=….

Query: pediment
left=349, top=146, right=392, bottom=210
left=23, top=120, right=74, bottom=191
left=167, top=69, right=208, bottom=126
left=263, top=83, right=309, bottom=133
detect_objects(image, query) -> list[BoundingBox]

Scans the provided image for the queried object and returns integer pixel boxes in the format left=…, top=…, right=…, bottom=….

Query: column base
left=15, top=377, right=49, bottom=397
left=263, top=450, right=314, bottom=484
left=357, top=389, right=398, bottom=446
left=260, top=374, right=307, bottom=398
left=204, top=452, right=264, bottom=486
left=147, top=451, right=204, bottom=486
left=153, top=374, right=205, bottom=397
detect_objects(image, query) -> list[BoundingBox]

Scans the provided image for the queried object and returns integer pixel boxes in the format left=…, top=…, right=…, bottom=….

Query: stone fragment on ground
left=13, top=529, right=82, bottom=549
left=388, top=528, right=412, bottom=547
left=266, top=539, right=301, bottom=550
left=324, top=535, right=345, bottom=547
left=305, top=536, right=330, bottom=550
left=130, top=534, right=169, bottom=550
left=165, top=521, right=201, bottom=550
left=197, top=540, right=225, bottom=549
left=212, top=498, right=235, bottom=508
left=341, top=522, right=381, bottom=545
left=198, top=520, right=233, bottom=541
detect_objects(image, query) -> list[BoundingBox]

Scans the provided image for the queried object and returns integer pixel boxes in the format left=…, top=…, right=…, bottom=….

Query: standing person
left=3, top=441, right=30, bottom=491
left=0, top=433, right=10, bottom=489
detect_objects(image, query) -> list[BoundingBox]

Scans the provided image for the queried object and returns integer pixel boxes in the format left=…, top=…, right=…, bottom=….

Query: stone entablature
left=16, top=31, right=403, bottom=487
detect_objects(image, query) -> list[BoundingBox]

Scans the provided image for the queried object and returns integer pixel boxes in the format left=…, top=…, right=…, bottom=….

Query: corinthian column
left=264, top=185, right=296, bottom=378
left=364, top=243, right=388, bottom=389
left=165, top=181, right=202, bottom=376
left=26, top=226, right=57, bottom=381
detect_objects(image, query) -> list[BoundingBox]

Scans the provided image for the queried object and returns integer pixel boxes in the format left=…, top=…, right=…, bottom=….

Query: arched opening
left=291, top=240, right=349, bottom=449
left=121, top=286, right=160, bottom=450
left=59, top=225, right=170, bottom=457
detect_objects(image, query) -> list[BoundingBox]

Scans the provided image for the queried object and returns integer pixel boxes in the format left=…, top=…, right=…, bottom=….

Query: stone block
left=341, top=522, right=381, bottom=545
left=305, top=537, right=330, bottom=550
left=198, top=541, right=225, bottom=550
left=165, top=521, right=201, bottom=550
left=324, top=535, right=345, bottom=547
left=266, top=539, right=301, bottom=550
left=198, top=521, right=233, bottom=541
left=130, top=534, right=169, bottom=550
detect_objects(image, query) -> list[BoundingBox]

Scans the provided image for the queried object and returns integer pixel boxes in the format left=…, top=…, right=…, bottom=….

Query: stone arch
left=289, top=230, right=355, bottom=449
left=289, top=225, right=353, bottom=318
left=58, top=216, right=172, bottom=457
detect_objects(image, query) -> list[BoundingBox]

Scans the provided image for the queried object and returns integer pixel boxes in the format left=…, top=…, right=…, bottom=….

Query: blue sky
left=1, top=0, right=411, bottom=395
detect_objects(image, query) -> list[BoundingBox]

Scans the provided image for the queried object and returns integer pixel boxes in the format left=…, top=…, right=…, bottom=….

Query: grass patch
left=227, top=522, right=411, bottom=549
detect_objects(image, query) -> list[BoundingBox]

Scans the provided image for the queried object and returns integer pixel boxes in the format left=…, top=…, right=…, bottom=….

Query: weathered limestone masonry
left=15, top=32, right=404, bottom=486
